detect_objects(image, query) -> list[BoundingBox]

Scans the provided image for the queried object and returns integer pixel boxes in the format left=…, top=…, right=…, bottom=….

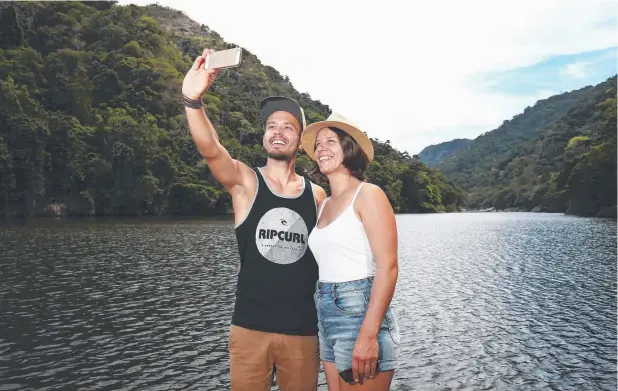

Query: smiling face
left=262, top=111, right=301, bottom=161
left=314, top=127, right=345, bottom=175
left=310, top=126, right=370, bottom=180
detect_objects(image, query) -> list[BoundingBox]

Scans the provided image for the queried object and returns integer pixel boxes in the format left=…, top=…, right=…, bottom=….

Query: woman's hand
left=351, top=330, right=379, bottom=383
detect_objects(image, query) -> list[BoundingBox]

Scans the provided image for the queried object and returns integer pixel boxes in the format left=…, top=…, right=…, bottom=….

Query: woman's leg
left=316, top=279, right=401, bottom=390
left=323, top=360, right=341, bottom=391
left=338, top=369, right=394, bottom=390
left=316, top=283, right=339, bottom=391
left=327, top=281, right=401, bottom=391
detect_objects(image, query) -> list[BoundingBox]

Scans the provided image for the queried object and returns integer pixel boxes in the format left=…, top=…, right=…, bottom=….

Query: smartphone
left=339, top=362, right=380, bottom=383
left=205, top=47, right=242, bottom=69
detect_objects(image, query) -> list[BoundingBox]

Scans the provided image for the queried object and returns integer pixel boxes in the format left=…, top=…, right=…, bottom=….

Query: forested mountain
left=0, top=1, right=464, bottom=217
left=436, top=76, right=617, bottom=217
left=418, top=138, right=472, bottom=166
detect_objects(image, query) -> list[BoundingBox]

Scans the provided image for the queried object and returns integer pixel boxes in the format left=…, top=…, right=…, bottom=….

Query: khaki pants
left=229, top=325, right=319, bottom=391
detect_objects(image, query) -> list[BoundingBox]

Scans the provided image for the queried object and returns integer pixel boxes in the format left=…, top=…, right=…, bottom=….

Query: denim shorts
left=313, top=277, right=401, bottom=372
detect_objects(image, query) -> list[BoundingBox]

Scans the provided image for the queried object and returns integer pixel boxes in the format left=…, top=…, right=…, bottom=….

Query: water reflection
left=0, top=213, right=615, bottom=390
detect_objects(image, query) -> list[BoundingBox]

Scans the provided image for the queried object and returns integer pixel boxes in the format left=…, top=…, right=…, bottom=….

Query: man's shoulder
left=229, top=164, right=258, bottom=197
left=308, top=180, right=327, bottom=206
left=307, top=178, right=325, bottom=194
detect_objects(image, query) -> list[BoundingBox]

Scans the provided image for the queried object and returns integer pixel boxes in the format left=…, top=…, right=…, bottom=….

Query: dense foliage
left=418, top=138, right=471, bottom=166
left=0, top=1, right=464, bottom=217
left=436, top=76, right=617, bottom=217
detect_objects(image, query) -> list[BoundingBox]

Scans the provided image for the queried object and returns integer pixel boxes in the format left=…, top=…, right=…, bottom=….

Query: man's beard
left=265, top=141, right=298, bottom=161
left=266, top=150, right=294, bottom=161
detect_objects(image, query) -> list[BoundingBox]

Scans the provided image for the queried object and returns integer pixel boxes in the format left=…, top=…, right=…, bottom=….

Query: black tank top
left=232, top=167, right=319, bottom=336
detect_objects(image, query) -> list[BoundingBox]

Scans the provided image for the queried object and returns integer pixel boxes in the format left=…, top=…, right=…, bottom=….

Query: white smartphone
left=204, top=47, right=243, bottom=69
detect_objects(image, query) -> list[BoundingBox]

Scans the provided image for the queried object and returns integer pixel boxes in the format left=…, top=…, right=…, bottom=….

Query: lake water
left=0, top=212, right=615, bottom=391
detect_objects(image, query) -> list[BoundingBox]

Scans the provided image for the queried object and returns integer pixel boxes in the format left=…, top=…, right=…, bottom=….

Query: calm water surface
left=0, top=213, right=615, bottom=390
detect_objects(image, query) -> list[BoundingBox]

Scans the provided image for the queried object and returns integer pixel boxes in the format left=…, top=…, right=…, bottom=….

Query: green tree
left=0, top=6, right=24, bottom=50
left=0, top=1, right=465, bottom=217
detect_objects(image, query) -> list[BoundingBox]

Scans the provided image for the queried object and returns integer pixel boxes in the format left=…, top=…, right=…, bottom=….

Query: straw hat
left=301, top=112, right=374, bottom=162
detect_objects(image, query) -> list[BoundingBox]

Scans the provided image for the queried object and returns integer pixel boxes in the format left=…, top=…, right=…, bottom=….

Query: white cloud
left=117, top=0, right=616, bottom=154
left=560, top=62, right=590, bottom=78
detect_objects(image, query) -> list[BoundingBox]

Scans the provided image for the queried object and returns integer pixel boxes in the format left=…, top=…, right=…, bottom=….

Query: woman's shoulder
left=358, top=182, right=387, bottom=199
left=354, top=182, right=392, bottom=209
left=353, top=182, right=395, bottom=225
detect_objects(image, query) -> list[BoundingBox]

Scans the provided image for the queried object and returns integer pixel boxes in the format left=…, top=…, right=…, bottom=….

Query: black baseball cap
left=259, top=96, right=306, bottom=131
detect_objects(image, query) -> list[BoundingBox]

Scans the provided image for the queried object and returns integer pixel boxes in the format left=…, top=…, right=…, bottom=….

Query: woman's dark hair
left=308, top=127, right=370, bottom=183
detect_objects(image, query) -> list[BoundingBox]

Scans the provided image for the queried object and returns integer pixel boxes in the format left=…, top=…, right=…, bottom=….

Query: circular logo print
left=255, top=207, right=309, bottom=264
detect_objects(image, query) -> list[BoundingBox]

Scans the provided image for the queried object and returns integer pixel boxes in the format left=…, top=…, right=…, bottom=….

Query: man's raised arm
left=182, top=48, right=250, bottom=192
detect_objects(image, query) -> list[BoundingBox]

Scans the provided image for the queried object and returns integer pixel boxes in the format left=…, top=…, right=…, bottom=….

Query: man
left=182, top=48, right=327, bottom=391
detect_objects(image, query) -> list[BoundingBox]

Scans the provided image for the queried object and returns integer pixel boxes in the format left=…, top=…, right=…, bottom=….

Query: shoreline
left=1, top=208, right=615, bottom=222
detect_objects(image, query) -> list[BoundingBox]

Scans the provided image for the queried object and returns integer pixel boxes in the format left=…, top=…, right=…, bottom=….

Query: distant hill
left=0, top=1, right=464, bottom=217
left=418, top=138, right=472, bottom=166
left=436, top=76, right=617, bottom=218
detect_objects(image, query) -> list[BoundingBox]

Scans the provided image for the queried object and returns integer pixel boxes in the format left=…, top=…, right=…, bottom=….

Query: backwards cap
left=259, top=96, right=306, bottom=131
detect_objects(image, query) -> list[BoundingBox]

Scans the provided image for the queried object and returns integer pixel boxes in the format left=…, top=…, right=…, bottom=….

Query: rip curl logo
left=256, top=207, right=308, bottom=264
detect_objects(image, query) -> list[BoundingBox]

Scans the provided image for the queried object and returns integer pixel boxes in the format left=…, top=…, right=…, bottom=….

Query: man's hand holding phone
left=182, top=48, right=220, bottom=101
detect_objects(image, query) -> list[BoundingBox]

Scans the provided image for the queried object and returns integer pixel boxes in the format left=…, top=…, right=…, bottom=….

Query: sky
left=118, top=0, right=617, bottom=155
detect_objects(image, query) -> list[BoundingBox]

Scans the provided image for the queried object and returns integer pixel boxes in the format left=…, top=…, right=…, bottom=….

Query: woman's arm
left=350, top=183, right=399, bottom=382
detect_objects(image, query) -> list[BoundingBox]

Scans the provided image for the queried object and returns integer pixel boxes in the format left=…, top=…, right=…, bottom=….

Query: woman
left=301, top=112, right=401, bottom=390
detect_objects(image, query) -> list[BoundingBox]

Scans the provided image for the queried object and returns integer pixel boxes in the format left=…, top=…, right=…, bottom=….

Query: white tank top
left=308, top=183, right=376, bottom=282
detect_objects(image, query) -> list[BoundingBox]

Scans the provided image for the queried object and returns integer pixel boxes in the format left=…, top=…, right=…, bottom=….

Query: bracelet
left=182, top=94, right=204, bottom=109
